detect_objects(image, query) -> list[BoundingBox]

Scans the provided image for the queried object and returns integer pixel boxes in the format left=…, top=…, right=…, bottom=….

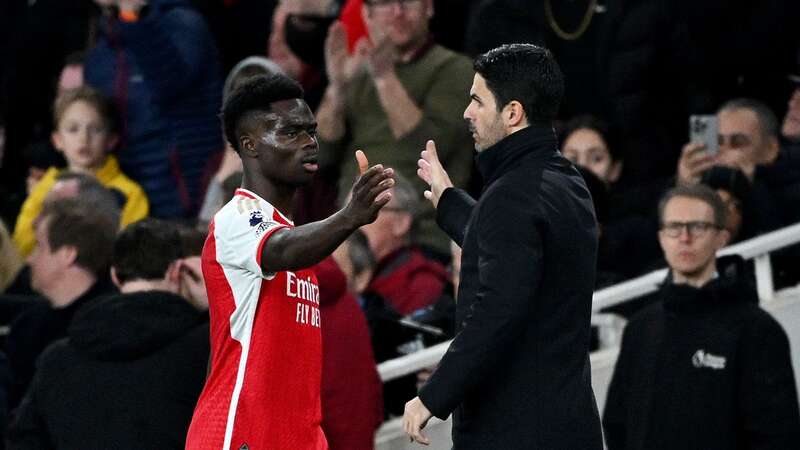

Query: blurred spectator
left=12, top=86, right=148, bottom=258
left=603, top=184, right=800, bottom=450
left=198, top=56, right=283, bottom=226
left=175, top=223, right=209, bottom=311
left=317, top=0, right=474, bottom=255
left=677, top=98, right=798, bottom=228
left=464, top=0, right=711, bottom=182
left=314, top=256, right=383, bottom=450
left=360, top=173, right=448, bottom=315
left=700, top=166, right=757, bottom=243
left=85, top=0, right=224, bottom=219
left=0, top=221, right=23, bottom=295
left=8, top=219, right=209, bottom=449
left=4, top=198, right=118, bottom=410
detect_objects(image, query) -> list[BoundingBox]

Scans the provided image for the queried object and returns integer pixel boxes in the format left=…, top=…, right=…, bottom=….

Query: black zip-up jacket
left=603, top=256, right=800, bottom=450
left=7, top=290, right=209, bottom=450
left=418, top=125, right=603, bottom=449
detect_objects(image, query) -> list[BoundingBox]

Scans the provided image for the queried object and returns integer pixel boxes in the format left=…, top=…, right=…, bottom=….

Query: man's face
left=658, top=196, right=727, bottom=280
left=463, top=74, right=507, bottom=152
left=562, top=128, right=618, bottom=184
left=716, top=108, right=775, bottom=168
left=362, top=0, right=431, bottom=52
left=28, top=218, right=67, bottom=299
left=248, top=99, right=319, bottom=187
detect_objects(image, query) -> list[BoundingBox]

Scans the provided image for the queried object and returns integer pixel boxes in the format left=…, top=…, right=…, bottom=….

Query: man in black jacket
left=7, top=219, right=210, bottom=449
left=603, top=184, right=800, bottom=450
left=404, top=43, right=602, bottom=449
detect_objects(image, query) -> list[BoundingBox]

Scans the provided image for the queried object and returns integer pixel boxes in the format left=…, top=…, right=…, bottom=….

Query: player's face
left=463, top=74, right=507, bottom=152
left=254, top=99, right=319, bottom=187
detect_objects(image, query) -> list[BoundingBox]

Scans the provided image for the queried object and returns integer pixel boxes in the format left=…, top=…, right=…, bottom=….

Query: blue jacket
left=86, top=0, right=223, bottom=218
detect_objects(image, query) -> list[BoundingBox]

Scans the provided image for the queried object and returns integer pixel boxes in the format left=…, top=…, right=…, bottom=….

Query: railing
left=377, top=221, right=800, bottom=383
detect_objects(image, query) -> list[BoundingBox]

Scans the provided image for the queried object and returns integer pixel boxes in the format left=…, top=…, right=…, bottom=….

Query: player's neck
left=240, top=174, right=295, bottom=219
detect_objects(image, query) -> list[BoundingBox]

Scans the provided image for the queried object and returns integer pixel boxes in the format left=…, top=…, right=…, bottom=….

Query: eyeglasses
left=365, top=0, right=423, bottom=14
left=660, top=221, right=722, bottom=238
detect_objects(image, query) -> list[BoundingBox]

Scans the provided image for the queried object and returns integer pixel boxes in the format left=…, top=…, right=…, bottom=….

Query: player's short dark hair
left=473, top=44, right=564, bottom=123
left=658, top=184, right=727, bottom=228
left=112, top=219, right=183, bottom=284
left=221, top=74, right=305, bottom=152
left=38, top=198, right=118, bottom=277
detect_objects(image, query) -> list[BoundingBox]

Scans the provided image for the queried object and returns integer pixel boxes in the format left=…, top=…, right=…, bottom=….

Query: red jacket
left=368, top=247, right=449, bottom=315
left=315, top=257, right=384, bottom=450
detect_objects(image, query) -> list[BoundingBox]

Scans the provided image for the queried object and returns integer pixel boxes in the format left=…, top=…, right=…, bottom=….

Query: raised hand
left=676, top=142, right=716, bottom=186
left=417, top=140, right=453, bottom=208
left=343, top=150, right=394, bottom=226
left=324, top=21, right=365, bottom=88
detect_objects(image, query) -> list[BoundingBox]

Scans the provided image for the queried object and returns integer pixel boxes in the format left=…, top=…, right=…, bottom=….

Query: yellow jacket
left=12, top=155, right=149, bottom=257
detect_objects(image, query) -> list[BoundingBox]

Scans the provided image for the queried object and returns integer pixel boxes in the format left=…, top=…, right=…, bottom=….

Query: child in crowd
left=12, top=86, right=148, bottom=257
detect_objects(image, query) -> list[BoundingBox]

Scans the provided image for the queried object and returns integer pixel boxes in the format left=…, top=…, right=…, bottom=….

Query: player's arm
left=261, top=151, right=394, bottom=273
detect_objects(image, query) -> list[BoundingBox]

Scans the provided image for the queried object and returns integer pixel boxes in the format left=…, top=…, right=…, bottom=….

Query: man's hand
left=676, top=142, right=716, bottom=185
left=403, top=397, right=432, bottom=445
left=324, top=22, right=366, bottom=88
left=342, top=150, right=394, bottom=226
left=365, top=35, right=397, bottom=80
left=782, top=89, right=800, bottom=140
left=417, top=140, right=453, bottom=208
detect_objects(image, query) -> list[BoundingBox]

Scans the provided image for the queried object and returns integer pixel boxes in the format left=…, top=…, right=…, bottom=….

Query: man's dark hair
left=347, top=230, right=375, bottom=278
left=561, top=114, right=621, bottom=161
left=112, top=219, right=183, bottom=284
left=473, top=44, right=564, bottom=123
left=221, top=74, right=305, bottom=152
left=658, top=184, right=727, bottom=228
left=38, top=198, right=118, bottom=277
left=718, top=98, right=779, bottom=139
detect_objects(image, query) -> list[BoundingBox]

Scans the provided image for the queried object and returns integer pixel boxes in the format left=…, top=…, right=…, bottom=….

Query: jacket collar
left=661, top=255, right=756, bottom=313
left=475, top=123, right=559, bottom=186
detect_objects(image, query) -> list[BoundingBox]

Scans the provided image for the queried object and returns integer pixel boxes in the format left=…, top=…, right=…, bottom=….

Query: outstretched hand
left=403, top=397, right=432, bottom=445
left=417, top=140, right=453, bottom=208
left=344, top=150, right=394, bottom=227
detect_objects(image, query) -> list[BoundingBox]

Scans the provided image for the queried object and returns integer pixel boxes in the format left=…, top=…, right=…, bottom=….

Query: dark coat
left=85, top=0, right=224, bottom=218
left=3, top=279, right=115, bottom=410
left=603, top=256, right=800, bottom=450
left=7, top=290, right=209, bottom=450
left=418, top=125, right=603, bottom=449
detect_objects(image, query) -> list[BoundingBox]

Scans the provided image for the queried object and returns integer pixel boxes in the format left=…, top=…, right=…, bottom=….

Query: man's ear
left=110, top=266, right=122, bottom=289
left=165, top=260, right=182, bottom=285
left=239, top=135, right=257, bottom=157
left=56, top=245, right=78, bottom=267
left=762, top=135, right=780, bottom=164
left=717, top=229, right=731, bottom=249
left=51, top=131, right=64, bottom=153
left=392, top=212, right=413, bottom=238
left=504, top=101, right=527, bottom=128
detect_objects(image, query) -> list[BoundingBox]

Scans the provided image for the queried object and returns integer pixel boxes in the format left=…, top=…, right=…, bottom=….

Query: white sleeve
left=216, top=200, right=288, bottom=279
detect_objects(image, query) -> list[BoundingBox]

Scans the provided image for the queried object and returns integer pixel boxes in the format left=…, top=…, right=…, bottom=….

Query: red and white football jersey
left=186, top=189, right=327, bottom=450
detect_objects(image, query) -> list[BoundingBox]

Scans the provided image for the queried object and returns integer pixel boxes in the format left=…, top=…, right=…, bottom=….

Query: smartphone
left=689, top=115, right=718, bottom=156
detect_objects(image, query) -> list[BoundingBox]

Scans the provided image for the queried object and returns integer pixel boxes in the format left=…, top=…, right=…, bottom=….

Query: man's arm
left=416, top=185, right=542, bottom=418
left=261, top=154, right=394, bottom=273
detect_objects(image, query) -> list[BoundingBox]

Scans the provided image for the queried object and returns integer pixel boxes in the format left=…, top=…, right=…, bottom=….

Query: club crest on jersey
left=249, top=210, right=264, bottom=227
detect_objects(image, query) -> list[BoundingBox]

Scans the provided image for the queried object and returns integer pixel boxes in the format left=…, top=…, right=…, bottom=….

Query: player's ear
left=240, top=135, right=257, bottom=157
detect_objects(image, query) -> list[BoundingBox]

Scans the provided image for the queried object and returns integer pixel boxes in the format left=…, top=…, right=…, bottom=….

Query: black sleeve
left=6, top=351, right=54, bottom=450
left=419, top=186, right=541, bottom=418
left=435, top=187, right=476, bottom=247
left=739, top=312, right=800, bottom=450
left=602, top=325, right=635, bottom=450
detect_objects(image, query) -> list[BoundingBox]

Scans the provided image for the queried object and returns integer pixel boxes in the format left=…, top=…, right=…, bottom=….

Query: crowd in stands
left=0, top=0, right=799, bottom=448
